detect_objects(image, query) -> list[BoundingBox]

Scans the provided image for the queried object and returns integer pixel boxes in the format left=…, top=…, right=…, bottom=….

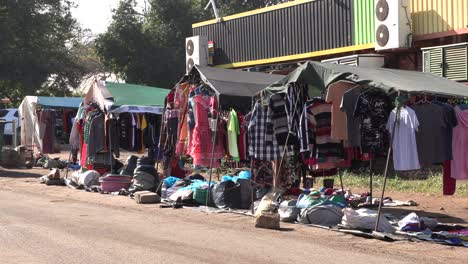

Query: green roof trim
left=37, top=96, right=82, bottom=109
left=104, top=82, right=169, bottom=108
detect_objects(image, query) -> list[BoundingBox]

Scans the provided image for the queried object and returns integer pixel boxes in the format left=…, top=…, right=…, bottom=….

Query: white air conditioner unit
left=185, top=36, right=208, bottom=73
left=322, top=54, right=386, bottom=68
left=374, top=0, right=411, bottom=50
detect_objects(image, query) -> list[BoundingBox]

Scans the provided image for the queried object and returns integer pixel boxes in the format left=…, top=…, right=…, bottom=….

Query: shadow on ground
left=383, top=207, right=467, bottom=224
left=0, top=167, right=43, bottom=178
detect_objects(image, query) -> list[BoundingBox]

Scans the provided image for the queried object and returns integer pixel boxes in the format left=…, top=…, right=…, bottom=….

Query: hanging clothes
left=443, top=160, right=456, bottom=195
left=300, top=99, right=343, bottom=170
left=237, top=112, right=247, bottom=160
left=340, top=87, right=362, bottom=148
left=410, top=103, right=447, bottom=164
left=227, top=109, right=240, bottom=161
left=189, top=95, right=224, bottom=167
left=451, top=106, right=468, bottom=180
left=325, top=81, right=356, bottom=141
left=433, top=101, right=458, bottom=161
left=386, top=107, right=420, bottom=171
left=354, top=90, right=392, bottom=153
left=175, top=83, right=190, bottom=156
left=248, top=100, right=280, bottom=161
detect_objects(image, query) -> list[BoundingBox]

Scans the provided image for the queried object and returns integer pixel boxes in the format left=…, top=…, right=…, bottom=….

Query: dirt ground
left=1, top=158, right=467, bottom=263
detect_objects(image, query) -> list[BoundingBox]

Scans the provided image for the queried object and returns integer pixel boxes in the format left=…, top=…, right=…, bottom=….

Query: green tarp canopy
left=105, top=82, right=168, bottom=108
left=265, top=61, right=468, bottom=98
left=36, top=96, right=82, bottom=109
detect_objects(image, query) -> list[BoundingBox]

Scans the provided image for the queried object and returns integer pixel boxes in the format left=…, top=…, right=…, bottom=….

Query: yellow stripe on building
left=215, top=43, right=375, bottom=69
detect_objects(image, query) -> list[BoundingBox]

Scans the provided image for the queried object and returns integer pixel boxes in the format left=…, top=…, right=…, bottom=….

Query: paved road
left=0, top=189, right=411, bottom=264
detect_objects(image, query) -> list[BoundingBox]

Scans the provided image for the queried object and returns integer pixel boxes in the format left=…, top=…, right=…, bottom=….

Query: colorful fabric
left=354, top=90, right=392, bottom=153
left=248, top=100, right=280, bottom=161
left=227, top=109, right=240, bottom=161
left=451, top=106, right=468, bottom=180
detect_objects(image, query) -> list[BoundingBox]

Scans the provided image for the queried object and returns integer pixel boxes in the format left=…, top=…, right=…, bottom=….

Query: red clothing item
left=237, top=112, right=246, bottom=160
left=443, top=160, right=456, bottom=195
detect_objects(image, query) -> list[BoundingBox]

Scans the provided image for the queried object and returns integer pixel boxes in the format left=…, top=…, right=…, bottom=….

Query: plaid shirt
left=248, top=100, right=280, bottom=161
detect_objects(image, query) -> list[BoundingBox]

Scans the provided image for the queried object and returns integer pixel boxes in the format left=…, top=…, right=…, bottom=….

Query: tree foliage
left=95, top=0, right=291, bottom=89
left=0, top=0, right=99, bottom=105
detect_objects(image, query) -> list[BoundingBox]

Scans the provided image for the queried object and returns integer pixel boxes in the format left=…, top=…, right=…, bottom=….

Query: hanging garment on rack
left=175, top=84, right=190, bottom=156
left=248, top=100, right=280, bottom=161
left=237, top=112, right=247, bottom=161
left=285, top=83, right=308, bottom=154
left=38, top=109, right=56, bottom=154
left=341, top=87, right=363, bottom=147
left=227, top=109, right=240, bottom=161
left=118, top=113, right=132, bottom=150
left=386, top=107, right=420, bottom=171
left=301, top=99, right=343, bottom=170
left=189, top=95, right=224, bottom=167
left=410, top=103, right=447, bottom=164
left=433, top=101, right=458, bottom=161
left=325, top=81, right=356, bottom=141
left=443, top=160, right=456, bottom=195
left=354, top=90, right=392, bottom=153
left=451, top=106, right=468, bottom=180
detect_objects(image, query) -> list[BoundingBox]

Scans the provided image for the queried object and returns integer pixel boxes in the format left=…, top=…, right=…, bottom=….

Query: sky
left=71, top=0, right=145, bottom=35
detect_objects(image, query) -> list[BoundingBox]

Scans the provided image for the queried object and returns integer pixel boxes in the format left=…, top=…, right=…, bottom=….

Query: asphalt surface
left=0, top=189, right=412, bottom=264
left=1, top=170, right=467, bottom=264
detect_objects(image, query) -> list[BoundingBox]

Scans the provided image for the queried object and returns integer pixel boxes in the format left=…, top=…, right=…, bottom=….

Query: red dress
left=189, top=95, right=224, bottom=167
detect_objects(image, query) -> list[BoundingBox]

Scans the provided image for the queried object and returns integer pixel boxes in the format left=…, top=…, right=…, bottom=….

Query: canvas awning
left=83, top=81, right=169, bottom=114
left=189, top=65, right=283, bottom=110
left=265, top=61, right=468, bottom=98
left=36, top=96, right=82, bottom=109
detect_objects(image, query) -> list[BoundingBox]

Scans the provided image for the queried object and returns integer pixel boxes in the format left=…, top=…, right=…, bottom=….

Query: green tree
left=0, top=0, right=92, bottom=105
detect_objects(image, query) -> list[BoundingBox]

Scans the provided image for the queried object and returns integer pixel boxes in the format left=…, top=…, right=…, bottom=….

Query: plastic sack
left=297, top=205, right=343, bottom=226
left=279, top=200, right=300, bottom=223
left=129, top=170, right=157, bottom=193
left=398, top=212, right=422, bottom=232
left=222, top=175, right=233, bottom=182
left=211, top=180, right=241, bottom=209
left=120, top=155, right=138, bottom=176
left=254, top=194, right=280, bottom=230
left=78, top=170, right=100, bottom=187
left=237, top=179, right=252, bottom=209
left=163, top=176, right=179, bottom=188
left=238, top=170, right=251, bottom=180
left=169, top=189, right=194, bottom=202
left=342, top=208, right=396, bottom=233
left=296, top=194, right=322, bottom=209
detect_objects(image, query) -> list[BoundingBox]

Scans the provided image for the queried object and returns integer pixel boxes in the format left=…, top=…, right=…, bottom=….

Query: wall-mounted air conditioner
left=185, top=36, right=208, bottom=73
left=374, top=0, right=411, bottom=50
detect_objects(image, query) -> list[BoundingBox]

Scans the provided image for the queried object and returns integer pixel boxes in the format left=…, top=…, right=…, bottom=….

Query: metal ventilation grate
left=429, top=48, right=443, bottom=77
left=445, top=46, right=468, bottom=81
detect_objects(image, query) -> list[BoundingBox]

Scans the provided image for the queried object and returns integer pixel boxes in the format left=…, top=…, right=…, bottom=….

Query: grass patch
left=329, top=171, right=468, bottom=197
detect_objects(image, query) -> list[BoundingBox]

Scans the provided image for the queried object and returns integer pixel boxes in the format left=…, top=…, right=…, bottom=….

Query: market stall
left=70, top=80, right=168, bottom=174
left=19, top=96, right=82, bottom=154
left=159, top=65, right=283, bottom=178
left=250, top=61, right=468, bottom=232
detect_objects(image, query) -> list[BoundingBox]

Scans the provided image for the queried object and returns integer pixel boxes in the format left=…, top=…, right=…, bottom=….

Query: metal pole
left=154, top=113, right=166, bottom=193
left=12, top=119, right=17, bottom=147
left=374, top=106, right=400, bottom=232
left=369, top=159, right=373, bottom=204
left=108, top=115, right=113, bottom=174
left=205, top=94, right=220, bottom=207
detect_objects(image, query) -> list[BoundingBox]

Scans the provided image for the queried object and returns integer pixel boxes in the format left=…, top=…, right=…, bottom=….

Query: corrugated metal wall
left=353, top=0, right=374, bottom=45
left=411, top=0, right=468, bottom=35
left=193, top=0, right=353, bottom=65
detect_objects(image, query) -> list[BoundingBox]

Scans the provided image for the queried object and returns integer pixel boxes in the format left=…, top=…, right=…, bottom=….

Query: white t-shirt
left=386, top=107, right=421, bottom=171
